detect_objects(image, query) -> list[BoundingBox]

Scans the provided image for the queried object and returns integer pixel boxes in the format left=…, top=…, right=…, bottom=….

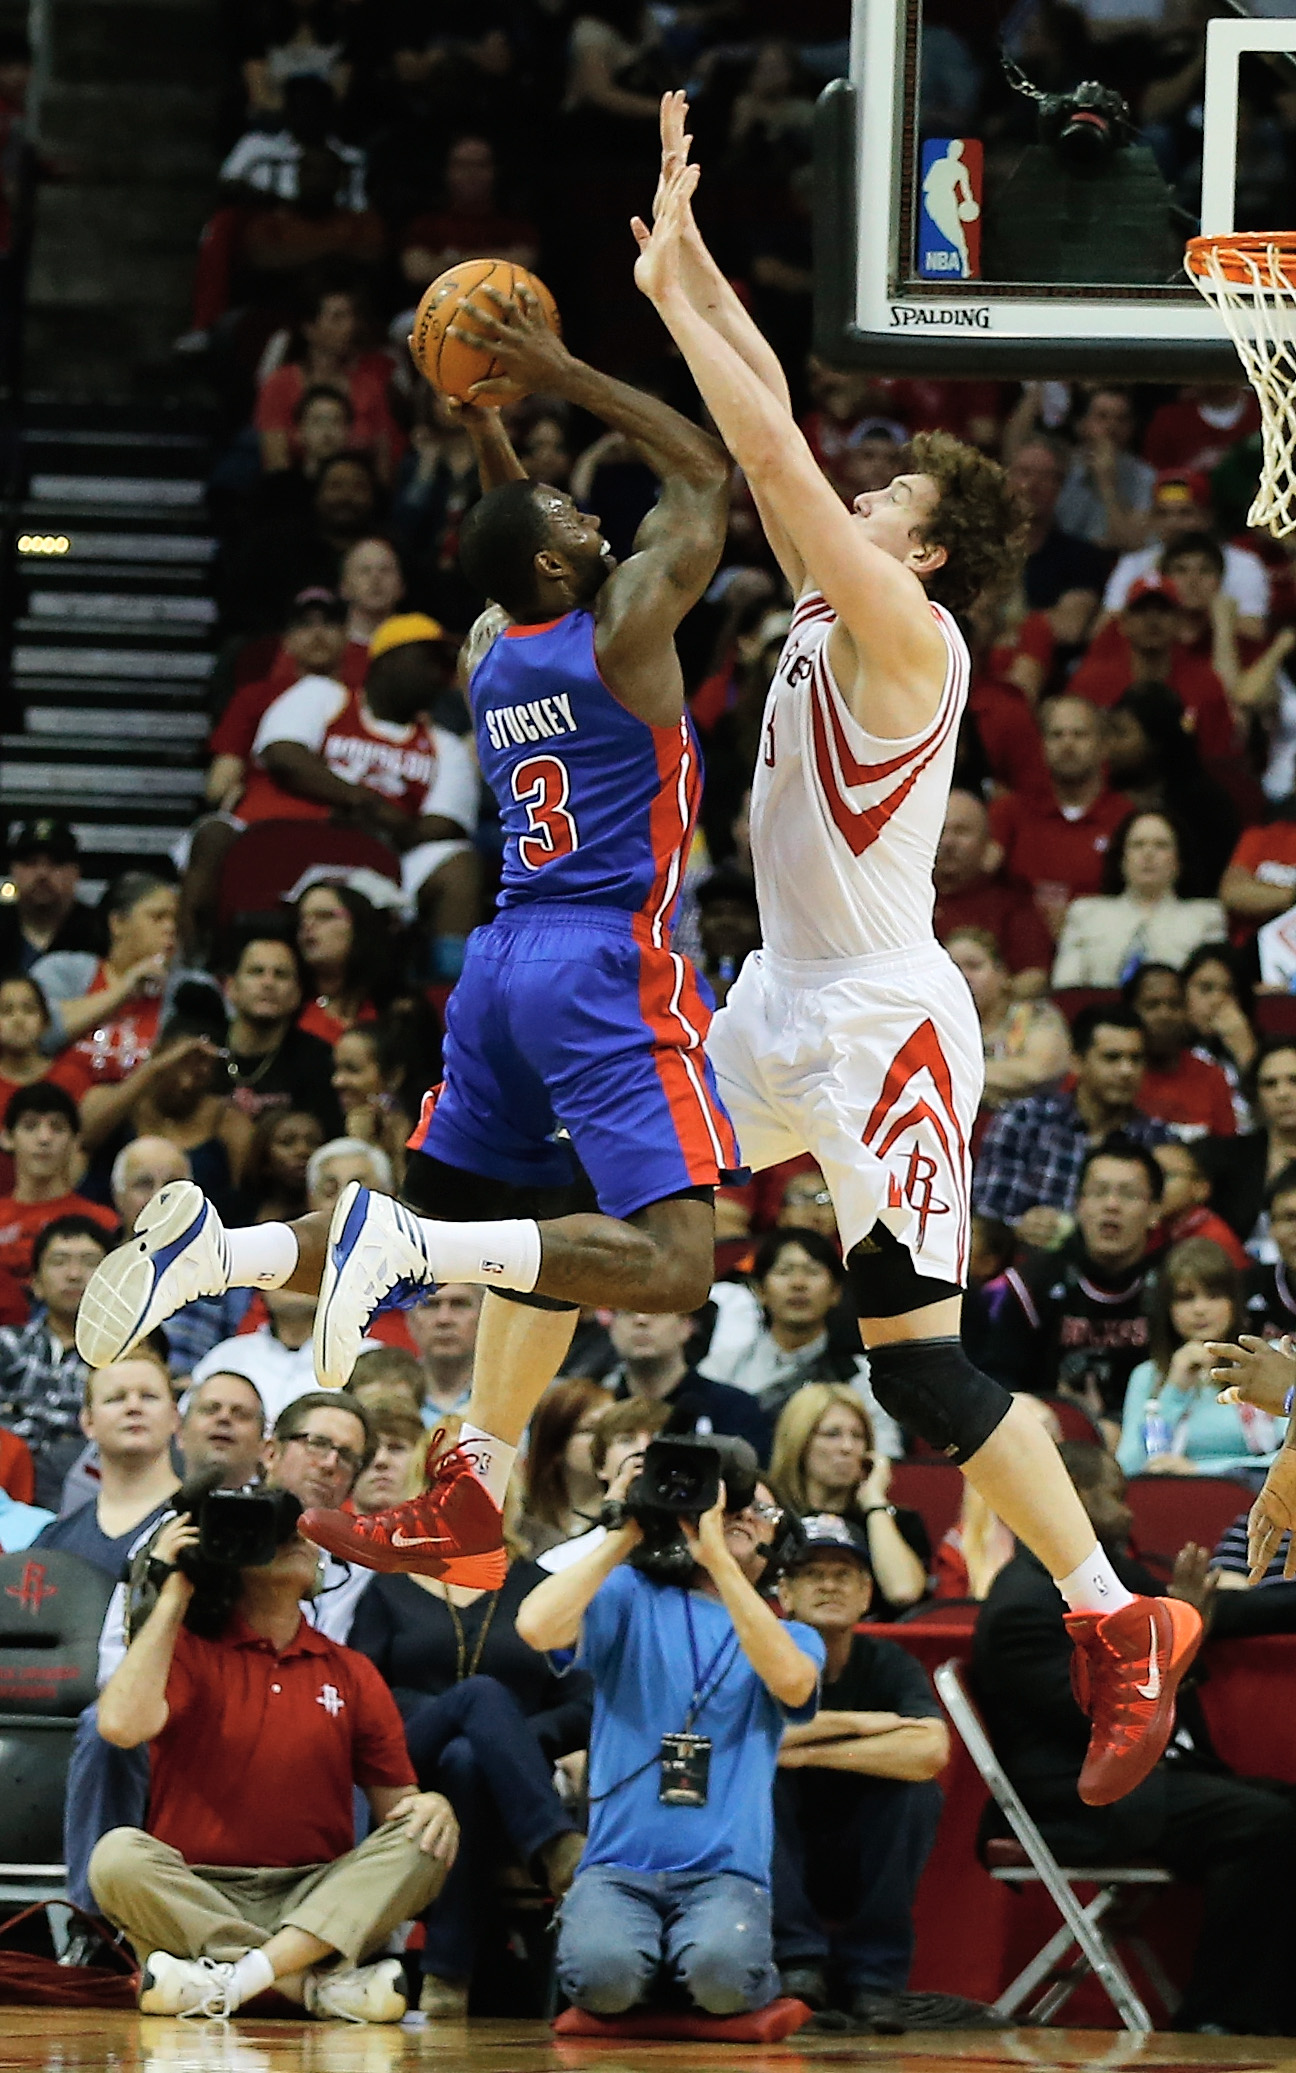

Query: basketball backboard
left=815, top=0, right=1296, bottom=377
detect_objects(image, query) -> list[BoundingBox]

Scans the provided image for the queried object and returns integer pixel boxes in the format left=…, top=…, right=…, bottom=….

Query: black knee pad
left=866, top=1338, right=1011, bottom=1466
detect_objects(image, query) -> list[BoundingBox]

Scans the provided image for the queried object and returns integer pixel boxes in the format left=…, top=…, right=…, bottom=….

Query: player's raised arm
left=450, top=398, right=528, bottom=492
left=636, top=94, right=793, bottom=420
left=451, top=283, right=729, bottom=724
left=631, top=94, right=804, bottom=594
left=636, top=167, right=950, bottom=727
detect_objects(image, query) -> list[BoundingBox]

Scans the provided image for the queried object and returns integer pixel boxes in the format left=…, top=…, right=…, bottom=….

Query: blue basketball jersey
left=470, top=610, right=701, bottom=936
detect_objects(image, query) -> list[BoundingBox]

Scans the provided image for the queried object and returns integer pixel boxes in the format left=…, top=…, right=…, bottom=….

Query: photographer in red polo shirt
left=89, top=1500, right=457, bottom=2023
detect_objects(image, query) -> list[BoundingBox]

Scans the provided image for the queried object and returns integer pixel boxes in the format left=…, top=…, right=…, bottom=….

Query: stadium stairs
left=3, top=406, right=217, bottom=886
left=23, top=0, right=222, bottom=400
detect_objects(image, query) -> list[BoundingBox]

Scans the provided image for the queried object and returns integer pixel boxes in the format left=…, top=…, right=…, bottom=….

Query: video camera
left=125, top=1472, right=306, bottom=1642
left=183, top=1486, right=303, bottom=1572
left=624, top=1434, right=804, bottom=1586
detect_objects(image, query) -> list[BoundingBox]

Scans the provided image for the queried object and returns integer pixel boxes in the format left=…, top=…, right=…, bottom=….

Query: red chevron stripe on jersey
left=808, top=606, right=968, bottom=858
left=862, top=1017, right=971, bottom=1277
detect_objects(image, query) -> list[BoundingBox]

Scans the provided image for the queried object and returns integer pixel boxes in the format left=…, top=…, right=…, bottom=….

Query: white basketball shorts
left=706, top=940, right=984, bottom=1287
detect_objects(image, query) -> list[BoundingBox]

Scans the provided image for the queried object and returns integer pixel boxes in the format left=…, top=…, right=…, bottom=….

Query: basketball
left=410, top=259, right=561, bottom=401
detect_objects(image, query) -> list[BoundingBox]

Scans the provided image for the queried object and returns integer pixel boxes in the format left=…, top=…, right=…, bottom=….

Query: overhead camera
left=1036, top=81, right=1133, bottom=171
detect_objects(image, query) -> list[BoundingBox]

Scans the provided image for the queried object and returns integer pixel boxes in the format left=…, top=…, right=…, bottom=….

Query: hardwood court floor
left=1, top=2015, right=1294, bottom=2073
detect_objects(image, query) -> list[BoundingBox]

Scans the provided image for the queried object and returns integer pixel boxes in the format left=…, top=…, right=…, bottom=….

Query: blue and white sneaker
left=76, top=1180, right=231, bottom=1367
left=315, top=1181, right=437, bottom=1389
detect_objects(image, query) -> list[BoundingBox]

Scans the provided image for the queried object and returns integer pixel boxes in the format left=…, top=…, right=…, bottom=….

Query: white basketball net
left=1187, top=238, right=1296, bottom=538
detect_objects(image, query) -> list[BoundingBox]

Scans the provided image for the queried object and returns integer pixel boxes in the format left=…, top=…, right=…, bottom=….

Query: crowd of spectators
left=8, top=0, right=1296, bottom=2034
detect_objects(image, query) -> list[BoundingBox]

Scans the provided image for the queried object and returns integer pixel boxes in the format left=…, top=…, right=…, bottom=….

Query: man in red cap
left=1068, top=575, right=1236, bottom=759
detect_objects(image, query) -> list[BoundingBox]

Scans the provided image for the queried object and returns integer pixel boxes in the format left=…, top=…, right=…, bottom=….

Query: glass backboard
left=815, top=0, right=1296, bottom=376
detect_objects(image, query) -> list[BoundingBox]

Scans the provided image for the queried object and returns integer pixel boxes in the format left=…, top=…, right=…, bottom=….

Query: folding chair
left=934, top=1659, right=1173, bottom=2033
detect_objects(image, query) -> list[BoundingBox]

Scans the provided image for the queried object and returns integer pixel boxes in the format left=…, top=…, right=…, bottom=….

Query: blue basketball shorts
left=409, top=903, right=745, bottom=1221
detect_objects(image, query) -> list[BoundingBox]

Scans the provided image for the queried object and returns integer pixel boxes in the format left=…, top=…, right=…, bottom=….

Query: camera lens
left=1057, top=108, right=1115, bottom=171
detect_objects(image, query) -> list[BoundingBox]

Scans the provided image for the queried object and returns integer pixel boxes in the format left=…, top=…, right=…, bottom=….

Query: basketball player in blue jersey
left=74, top=295, right=747, bottom=1588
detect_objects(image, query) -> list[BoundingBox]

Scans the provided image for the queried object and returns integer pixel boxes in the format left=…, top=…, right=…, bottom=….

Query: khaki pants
left=89, top=1821, right=448, bottom=1969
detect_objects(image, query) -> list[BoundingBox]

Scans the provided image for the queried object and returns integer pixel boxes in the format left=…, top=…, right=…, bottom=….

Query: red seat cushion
left=552, top=1998, right=813, bottom=2041
left=984, top=1837, right=1032, bottom=1870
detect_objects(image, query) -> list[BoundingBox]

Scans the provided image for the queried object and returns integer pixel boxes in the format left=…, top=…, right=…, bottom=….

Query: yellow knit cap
left=368, top=612, right=446, bottom=658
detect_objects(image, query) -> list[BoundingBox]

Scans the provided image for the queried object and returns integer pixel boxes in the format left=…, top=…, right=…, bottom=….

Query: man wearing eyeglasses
left=264, top=1392, right=375, bottom=1643
left=516, top=1469, right=823, bottom=2018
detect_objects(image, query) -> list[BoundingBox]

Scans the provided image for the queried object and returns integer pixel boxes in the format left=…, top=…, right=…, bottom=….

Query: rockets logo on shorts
left=887, top=1143, right=950, bottom=1251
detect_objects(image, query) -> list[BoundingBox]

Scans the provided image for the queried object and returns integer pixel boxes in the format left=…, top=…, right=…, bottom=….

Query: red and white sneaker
left=300, top=1443, right=506, bottom=1586
left=1066, top=1595, right=1203, bottom=1806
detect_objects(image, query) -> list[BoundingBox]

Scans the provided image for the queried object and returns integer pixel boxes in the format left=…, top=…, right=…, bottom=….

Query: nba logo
left=917, top=140, right=983, bottom=281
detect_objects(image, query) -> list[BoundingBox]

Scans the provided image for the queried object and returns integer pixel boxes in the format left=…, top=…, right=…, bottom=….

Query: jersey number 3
left=513, top=755, right=579, bottom=871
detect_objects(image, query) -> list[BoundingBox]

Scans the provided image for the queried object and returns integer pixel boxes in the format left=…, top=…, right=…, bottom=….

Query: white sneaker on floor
left=76, top=1181, right=231, bottom=1366
left=304, top=1956, right=409, bottom=2023
left=314, top=1182, right=437, bottom=1389
left=139, top=1951, right=240, bottom=2018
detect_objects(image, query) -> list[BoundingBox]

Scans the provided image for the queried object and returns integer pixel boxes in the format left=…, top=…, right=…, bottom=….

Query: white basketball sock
left=416, top=1216, right=542, bottom=1294
left=457, top=1424, right=518, bottom=1508
left=1057, top=1543, right=1136, bottom=1616
left=225, top=1223, right=299, bottom=1290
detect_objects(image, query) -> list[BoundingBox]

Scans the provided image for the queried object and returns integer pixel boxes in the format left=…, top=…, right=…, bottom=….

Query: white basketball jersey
left=747, top=589, right=970, bottom=962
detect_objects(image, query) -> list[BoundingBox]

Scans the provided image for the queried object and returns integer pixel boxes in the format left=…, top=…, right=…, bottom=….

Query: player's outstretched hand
left=632, top=160, right=699, bottom=305
left=448, top=281, right=572, bottom=400
left=651, top=91, right=692, bottom=223
left=1208, top=1332, right=1296, bottom=1413
left=1246, top=1446, right=1296, bottom=1583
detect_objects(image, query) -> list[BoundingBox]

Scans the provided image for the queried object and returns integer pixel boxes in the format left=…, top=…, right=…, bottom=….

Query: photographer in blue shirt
left=516, top=1446, right=823, bottom=2017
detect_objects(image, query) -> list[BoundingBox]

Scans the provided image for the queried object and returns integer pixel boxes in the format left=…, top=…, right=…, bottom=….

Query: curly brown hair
left=909, top=430, right=1028, bottom=615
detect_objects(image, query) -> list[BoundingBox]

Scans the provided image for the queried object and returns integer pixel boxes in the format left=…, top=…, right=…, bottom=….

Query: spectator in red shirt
left=245, top=614, right=480, bottom=964
left=1143, top=384, right=1261, bottom=477
left=203, top=588, right=353, bottom=823
left=1123, top=964, right=1237, bottom=1141
left=1221, top=813, right=1296, bottom=937
left=90, top=1504, right=457, bottom=2023
left=398, top=134, right=539, bottom=311
left=933, top=790, right=1052, bottom=994
left=0, top=1084, right=117, bottom=1281
left=1151, top=1140, right=1251, bottom=1271
left=0, top=973, right=94, bottom=1127
left=1068, top=576, right=1236, bottom=761
left=255, top=280, right=400, bottom=484
left=989, top=694, right=1131, bottom=938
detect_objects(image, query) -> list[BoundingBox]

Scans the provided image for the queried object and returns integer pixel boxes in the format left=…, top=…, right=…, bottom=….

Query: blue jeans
left=772, top=1772, right=942, bottom=1992
left=401, top=1675, right=576, bottom=1982
left=64, top=1704, right=149, bottom=1913
left=557, top=1863, right=779, bottom=2015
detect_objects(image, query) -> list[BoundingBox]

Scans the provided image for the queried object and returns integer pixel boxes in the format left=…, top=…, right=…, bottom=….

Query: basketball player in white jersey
left=634, top=94, right=1200, bottom=1807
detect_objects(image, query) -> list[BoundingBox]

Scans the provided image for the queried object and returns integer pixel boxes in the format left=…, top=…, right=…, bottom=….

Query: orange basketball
left=410, top=258, right=561, bottom=401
